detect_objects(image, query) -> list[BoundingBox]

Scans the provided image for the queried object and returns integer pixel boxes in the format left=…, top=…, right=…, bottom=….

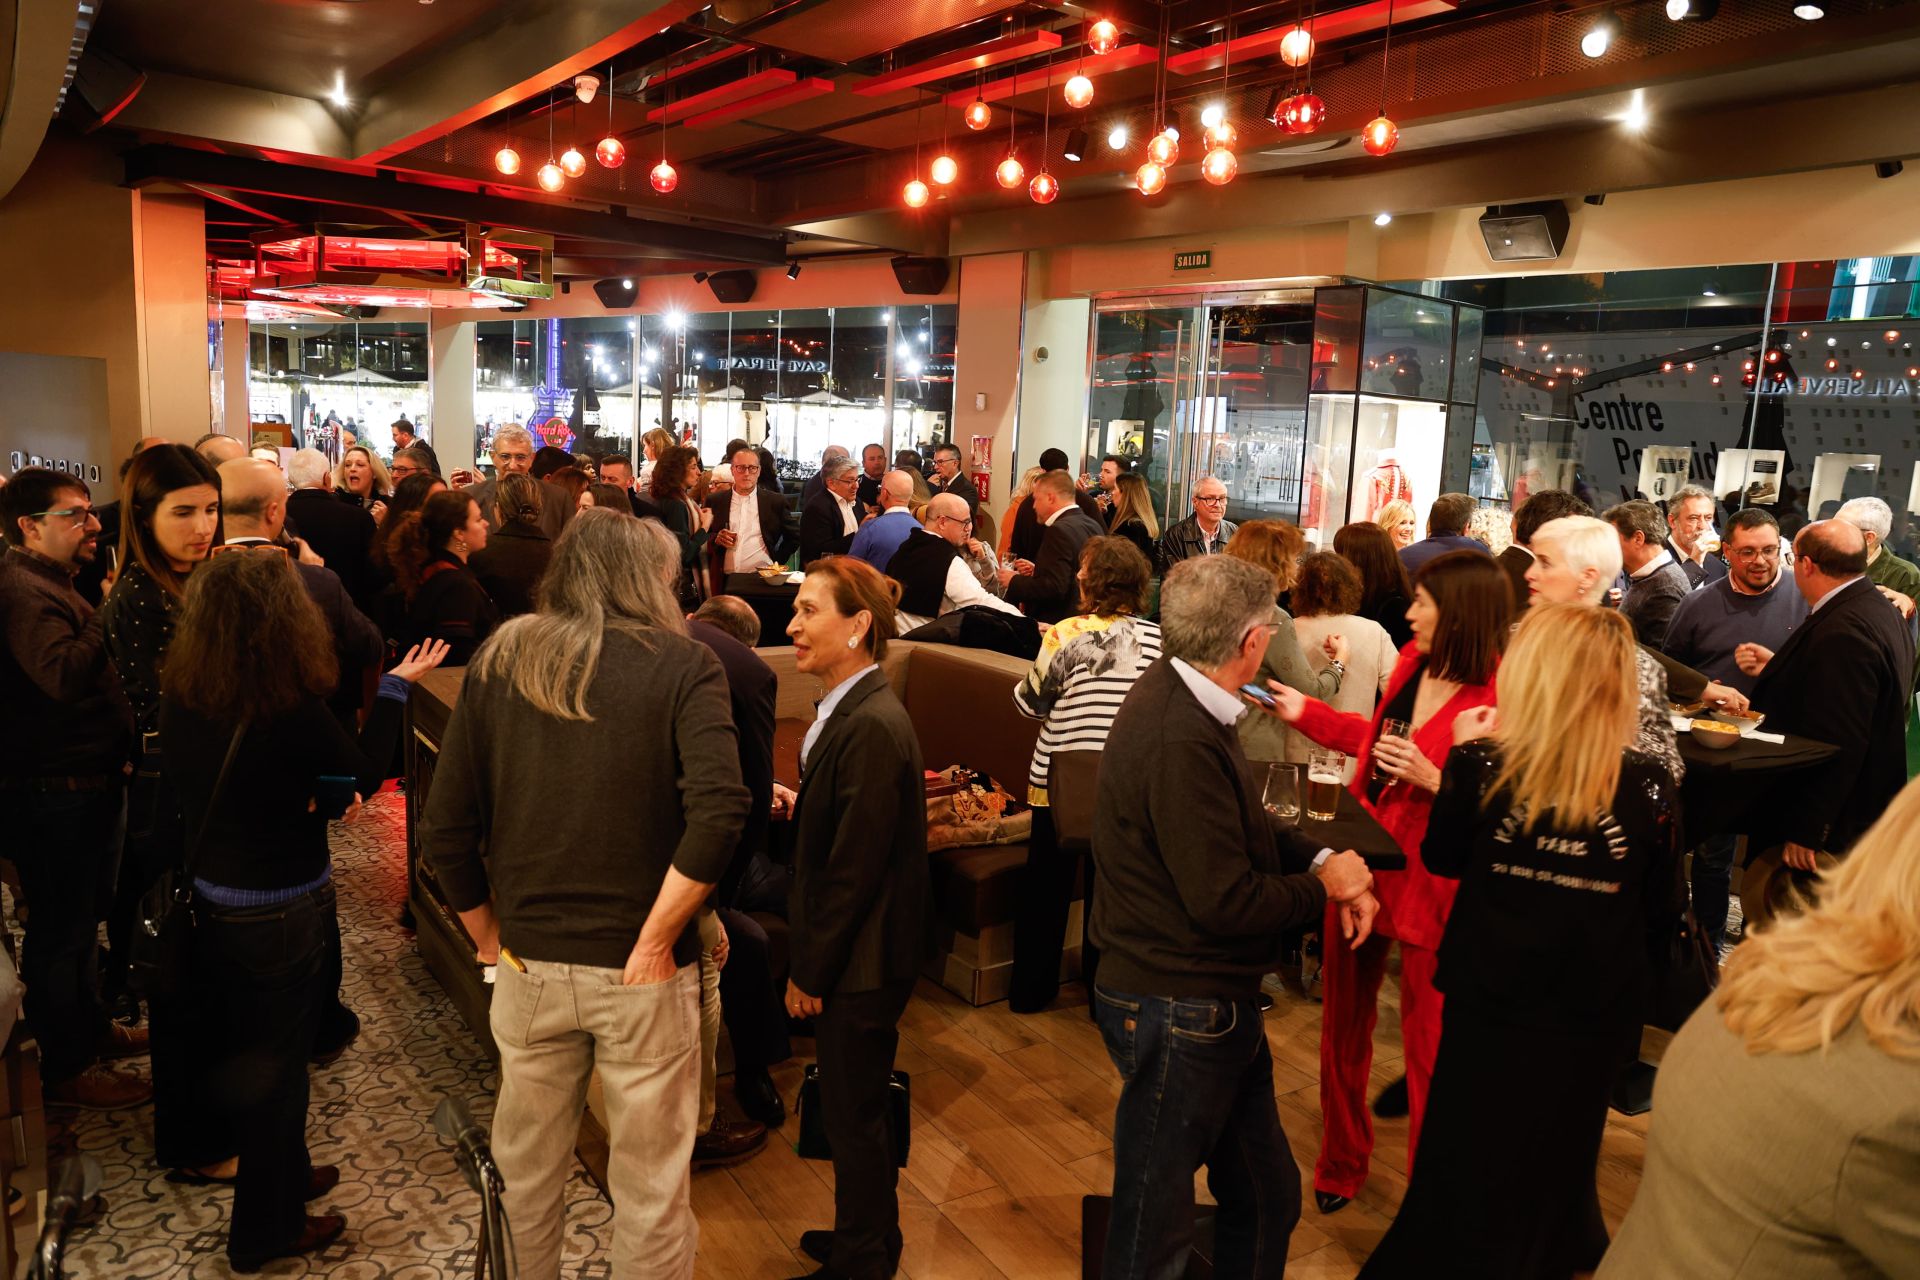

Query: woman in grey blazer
left=1597, top=773, right=1920, bottom=1279
left=782, top=557, right=930, bottom=1280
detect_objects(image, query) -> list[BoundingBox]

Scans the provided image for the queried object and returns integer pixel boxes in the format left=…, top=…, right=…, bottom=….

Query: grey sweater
left=1662, top=572, right=1809, bottom=696
left=421, top=627, right=750, bottom=969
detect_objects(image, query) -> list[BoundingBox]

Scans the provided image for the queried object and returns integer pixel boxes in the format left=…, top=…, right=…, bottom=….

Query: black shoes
left=734, top=1067, right=787, bottom=1130
left=311, top=1006, right=361, bottom=1067
left=229, top=1212, right=345, bottom=1273
left=795, top=1227, right=902, bottom=1273
left=1371, top=1075, right=1410, bottom=1119
left=1314, top=1190, right=1351, bottom=1215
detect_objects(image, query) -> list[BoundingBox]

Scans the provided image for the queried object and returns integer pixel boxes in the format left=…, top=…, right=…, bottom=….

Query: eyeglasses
left=937, top=515, right=975, bottom=529
left=210, top=542, right=290, bottom=560
left=28, top=505, right=96, bottom=527
left=1195, top=495, right=1229, bottom=506
left=1728, top=546, right=1780, bottom=562
left=732, top=463, right=761, bottom=474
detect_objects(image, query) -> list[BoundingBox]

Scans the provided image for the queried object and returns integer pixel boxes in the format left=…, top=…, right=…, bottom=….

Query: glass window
left=248, top=319, right=431, bottom=461
left=1361, top=289, right=1453, bottom=401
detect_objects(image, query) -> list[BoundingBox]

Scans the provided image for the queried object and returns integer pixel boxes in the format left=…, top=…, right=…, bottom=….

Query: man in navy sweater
left=1663, top=508, right=1807, bottom=696
left=1399, top=492, right=1489, bottom=576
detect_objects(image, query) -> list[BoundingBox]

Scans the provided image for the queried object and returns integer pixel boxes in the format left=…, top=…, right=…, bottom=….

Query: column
left=430, top=316, right=477, bottom=476
left=221, top=317, right=251, bottom=438
left=1015, top=294, right=1093, bottom=478
left=951, top=252, right=1027, bottom=513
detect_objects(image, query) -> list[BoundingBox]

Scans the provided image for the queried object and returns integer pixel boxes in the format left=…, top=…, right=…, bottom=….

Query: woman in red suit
left=1262, top=550, right=1512, bottom=1214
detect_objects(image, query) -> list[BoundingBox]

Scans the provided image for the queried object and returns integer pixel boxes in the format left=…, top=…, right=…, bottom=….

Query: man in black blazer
left=707, top=447, right=798, bottom=584
left=1501, top=488, right=1591, bottom=609
left=800, top=457, right=863, bottom=568
left=1741, top=519, right=1914, bottom=867
left=596, top=455, right=664, bottom=521
left=925, top=442, right=979, bottom=519
left=286, top=447, right=378, bottom=609
left=998, top=470, right=1103, bottom=624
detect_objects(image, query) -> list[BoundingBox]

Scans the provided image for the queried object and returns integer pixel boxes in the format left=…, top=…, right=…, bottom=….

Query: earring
left=846, top=635, right=859, bottom=649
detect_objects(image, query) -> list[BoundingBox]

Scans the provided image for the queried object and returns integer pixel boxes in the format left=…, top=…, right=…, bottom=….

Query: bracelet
left=1327, top=659, right=1347, bottom=678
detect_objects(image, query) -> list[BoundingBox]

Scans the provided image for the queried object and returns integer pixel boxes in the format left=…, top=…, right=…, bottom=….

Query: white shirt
left=801, top=663, right=878, bottom=772
left=1630, top=548, right=1676, bottom=581
left=1808, top=575, right=1858, bottom=616
left=1042, top=504, right=1069, bottom=528
left=724, top=487, right=772, bottom=573
left=834, top=495, right=858, bottom=536
left=895, top=558, right=1027, bottom=633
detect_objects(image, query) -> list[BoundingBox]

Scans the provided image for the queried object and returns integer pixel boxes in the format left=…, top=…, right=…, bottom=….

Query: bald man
left=194, top=432, right=248, bottom=467
left=1739, top=519, right=1914, bottom=869
left=885, top=493, right=1026, bottom=632
left=845, top=470, right=921, bottom=572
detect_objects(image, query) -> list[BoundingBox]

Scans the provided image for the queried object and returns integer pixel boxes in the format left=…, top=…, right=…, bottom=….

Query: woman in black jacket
left=1335, top=520, right=1415, bottom=649
left=651, top=444, right=711, bottom=608
left=389, top=489, right=499, bottom=665
left=158, top=549, right=446, bottom=1271
left=1360, top=604, right=1682, bottom=1280
left=468, top=473, right=552, bottom=619
left=782, top=557, right=930, bottom=1279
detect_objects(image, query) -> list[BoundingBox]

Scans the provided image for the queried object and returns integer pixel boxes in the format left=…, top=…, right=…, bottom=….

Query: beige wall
left=950, top=253, right=1025, bottom=514
left=1014, top=292, right=1093, bottom=479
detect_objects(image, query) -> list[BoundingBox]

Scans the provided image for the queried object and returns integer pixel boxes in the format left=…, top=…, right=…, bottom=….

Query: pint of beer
left=1306, top=748, right=1346, bottom=821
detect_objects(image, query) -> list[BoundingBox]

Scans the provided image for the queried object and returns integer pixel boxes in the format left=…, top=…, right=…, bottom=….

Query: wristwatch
left=1327, top=659, right=1347, bottom=681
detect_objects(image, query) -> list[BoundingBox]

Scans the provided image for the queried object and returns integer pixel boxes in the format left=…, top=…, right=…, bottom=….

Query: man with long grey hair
left=1088, top=553, right=1377, bottom=1279
left=422, top=508, right=749, bottom=1278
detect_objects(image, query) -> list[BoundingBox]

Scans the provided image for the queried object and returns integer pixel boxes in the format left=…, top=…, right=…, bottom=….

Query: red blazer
left=1293, top=642, right=1497, bottom=952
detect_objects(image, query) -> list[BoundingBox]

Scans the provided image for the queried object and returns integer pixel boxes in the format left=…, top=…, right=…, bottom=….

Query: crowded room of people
left=3, top=0, right=1918, bottom=1276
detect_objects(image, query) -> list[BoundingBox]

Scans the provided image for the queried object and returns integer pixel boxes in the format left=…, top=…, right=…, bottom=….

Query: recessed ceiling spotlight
left=1064, top=128, right=1090, bottom=162
left=1664, top=0, right=1718, bottom=20
left=328, top=73, right=349, bottom=108
left=1374, top=212, right=1393, bottom=226
left=622, top=277, right=634, bottom=289
left=1792, top=1, right=1824, bottom=17
left=1107, top=123, right=1129, bottom=150
left=1618, top=88, right=1649, bottom=131
left=1201, top=103, right=1225, bottom=129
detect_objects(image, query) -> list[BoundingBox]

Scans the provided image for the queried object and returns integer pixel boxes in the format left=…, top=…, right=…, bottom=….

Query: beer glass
left=1263, top=763, right=1300, bottom=823
left=1374, top=718, right=1413, bottom=790
left=1306, top=748, right=1346, bottom=821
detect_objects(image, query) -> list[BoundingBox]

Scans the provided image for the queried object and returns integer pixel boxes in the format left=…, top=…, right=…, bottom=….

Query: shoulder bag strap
left=179, top=722, right=249, bottom=889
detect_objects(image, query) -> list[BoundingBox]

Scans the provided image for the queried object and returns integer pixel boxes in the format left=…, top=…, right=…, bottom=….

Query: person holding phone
left=157, top=549, right=447, bottom=1272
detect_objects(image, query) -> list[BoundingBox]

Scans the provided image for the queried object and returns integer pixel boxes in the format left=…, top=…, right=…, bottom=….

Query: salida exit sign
left=1173, top=249, right=1212, bottom=271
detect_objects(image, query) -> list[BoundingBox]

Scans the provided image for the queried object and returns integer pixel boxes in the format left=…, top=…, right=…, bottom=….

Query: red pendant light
left=1146, top=130, right=1178, bottom=166
left=1029, top=170, right=1060, bottom=203
left=494, top=145, right=521, bottom=175
left=1088, top=18, right=1121, bottom=55
left=650, top=160, right=678, bottom=193
left=904, top=178, right=931, bottom=207
left=1202, top=146, right=1238, bottom=184
left=594, top=62, right=624, bottom=168
left=560, top=146, right=588, bottom=178
left=996, top=155, right=1026, bottom=188
left=1364, top=0, right=1400, bottom=157
left=1205, top=119, right=1237, bottom=149
left=965, top=95, right=992, bottom=130
left=930, top=154, right=958, bottom=185
left=1281, top=93, right=1326, bottom=134
left=1065, top=74, right=1094, bottom=108
left=1135, top=160, right=1167, bottom=194
left=651, top=59, right=678, bottom=193
left=1279, top=24, right=1315, bottom=66
left=537, top=162, right=565, bottom=192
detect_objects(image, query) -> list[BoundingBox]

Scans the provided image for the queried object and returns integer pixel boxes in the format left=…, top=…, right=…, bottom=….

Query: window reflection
left=247, top=320, right=431, bottom=460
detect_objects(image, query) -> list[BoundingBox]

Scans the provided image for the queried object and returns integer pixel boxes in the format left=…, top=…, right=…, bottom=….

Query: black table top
left=1292, top=787, right=1407, bottom=871
left=1676, top=727, right=1838, bottom=774
left=725, top=571, right=801, bottom=599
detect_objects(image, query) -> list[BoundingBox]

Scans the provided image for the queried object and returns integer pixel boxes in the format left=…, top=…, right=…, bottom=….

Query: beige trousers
left=490, top=958, right=700, bottom=1280
left=696, top=908, right=723, bottom=1133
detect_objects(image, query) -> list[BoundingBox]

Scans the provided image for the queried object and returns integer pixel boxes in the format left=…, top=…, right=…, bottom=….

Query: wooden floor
left=690, top=969, right=1653, bottom=1279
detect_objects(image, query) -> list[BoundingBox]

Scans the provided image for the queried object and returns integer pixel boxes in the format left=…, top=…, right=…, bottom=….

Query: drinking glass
left=1262, top=763, right=1300, bottom=823
left=1374, top=718, right=1413, bottom=789
left=1306, top=748, right=1346, bottom=821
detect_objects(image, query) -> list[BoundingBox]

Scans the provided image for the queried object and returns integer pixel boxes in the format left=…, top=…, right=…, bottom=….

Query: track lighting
left=1063, top=128, right=1089, bottom=162
left=786, top=262, right=802, bottom=280
left=1581, top=12, right=1615, bottom=57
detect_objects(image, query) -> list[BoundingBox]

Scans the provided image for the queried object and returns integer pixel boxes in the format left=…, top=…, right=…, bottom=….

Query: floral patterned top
left=1013, top=613, right=1162, bottom=805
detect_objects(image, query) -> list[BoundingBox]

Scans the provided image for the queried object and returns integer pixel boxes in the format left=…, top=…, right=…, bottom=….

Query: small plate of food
left=1688, top=718, right=1741, bottom=749
left=1708, top=707, right=1766, bottom=736
left=1669, top=699, right=1707, bottom=717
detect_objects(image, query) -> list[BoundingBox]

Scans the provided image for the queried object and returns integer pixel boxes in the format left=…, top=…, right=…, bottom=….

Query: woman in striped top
left=1007, top=537, right=1162, bottom=1013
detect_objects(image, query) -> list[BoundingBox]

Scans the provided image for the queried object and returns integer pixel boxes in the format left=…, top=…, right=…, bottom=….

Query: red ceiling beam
left=1165, top=0, right=1460, bottom=75
left=851, top=30, right=1063, bottom=97
left=941, top=43, right=1157, bottom=108
left=648, top=68, right=799, bottom=124
left=682, top=77, right=837, bottom=129
left=654, top=45, right=749, bottom=85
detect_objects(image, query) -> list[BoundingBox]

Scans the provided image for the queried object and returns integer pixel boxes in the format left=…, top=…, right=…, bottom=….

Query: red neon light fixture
left=1089, top=18, right=1121, bottom=54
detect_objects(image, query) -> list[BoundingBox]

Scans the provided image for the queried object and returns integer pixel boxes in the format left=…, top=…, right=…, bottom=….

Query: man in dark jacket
left=1665, top=485, right=1728, bottom=588
left=999, top=471, right=1103, bottom=624
left=1399, top=492, right=1489, bottom=576
left=594, top=456, right=663, bottom=521
left=286, top=447, right=378, bottom=608
left=1741, top=519, right=1915, bottom=867
left=799, top=456, right=862, bottom=567
left=1606, top=498, right=1693, bottom=650
left=1091, top=553, right=1375, bottom=1278
left=1501, top=489, right=1591, bottom=607
left=0, top=468, right=150, bottom=1110
left=800, top=445, right=851, bottom=510
left=925, top=442, right=979, bottom=518
left=708, top=447, right=798, bottom=585
left=1156, top=474, right=1238, bottom=572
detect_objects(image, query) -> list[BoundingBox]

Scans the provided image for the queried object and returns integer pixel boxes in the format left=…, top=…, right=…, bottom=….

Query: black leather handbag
left=1648, top=906, right=1719, bottom=1033
left=795, top=1064, right=912, bottom=1168
left=127, top=723, right=247, bottom=999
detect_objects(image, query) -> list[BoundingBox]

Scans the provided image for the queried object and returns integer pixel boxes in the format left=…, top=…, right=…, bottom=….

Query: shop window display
left=247, top=320, right=431, bottom=460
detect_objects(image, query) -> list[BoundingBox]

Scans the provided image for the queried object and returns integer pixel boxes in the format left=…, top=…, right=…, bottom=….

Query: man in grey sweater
left=1607, top=498, right=1694, bottom=650
left=1664, top=507, right=1808, bottom=696
left=1089, top=554, right=1375, bottom=1279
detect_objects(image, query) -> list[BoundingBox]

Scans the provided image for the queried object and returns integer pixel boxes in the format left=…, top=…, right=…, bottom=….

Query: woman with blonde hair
left=637, top=426, right=677, bottom=493
left=1106, top=471, right=1160, bottom=563
left=1360, top=603, right=1681, bottom=1279
left=333, top=444, right=392, bottom=524
left=1597, top=773, right=1920, bottom=1278
left=1225, top=519, right=1346, bottom=764
left=1377, top=498, right=1418, bottom=551
left=998, top=465, right=1046, bottom=561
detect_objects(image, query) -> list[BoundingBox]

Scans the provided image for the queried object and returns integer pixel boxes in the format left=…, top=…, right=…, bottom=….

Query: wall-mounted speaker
left=890, top=255, right=951, bottom=295
left=1478, top=202, right=1571, bottom=262
left=593, top=278, right=639, bottom=308
left=706, top=270, right=756, bottom=304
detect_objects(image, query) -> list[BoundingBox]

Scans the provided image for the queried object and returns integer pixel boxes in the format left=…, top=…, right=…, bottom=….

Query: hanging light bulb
left=495, top=145, right=522, bottom=174
left=1205, top=119, right=1237, bottom=149
left=560, top=145, right=587, bottom=178
left=1146, top=130, right=1178, bottom=165
left=904, top=178, right=930, bottom=208
left=1201, top=103, right=1225, bottom=129
left=1088, top=18, right=1121, bottom=54
left=930, top=153, right=958, bottom=185
left=650, top=160, right=678, bottom=193
left=1362, top=114, right=1399, bottom=155
left=1107, top=123, right=1130, bottom=150
left=995, top=154, right=1026, bottom=188
left=1279, top=25, right=1316, bottom=66
left=1029, top=170, right=1060, bottom=203
left=1202, top=146, right=1238, bottom=184
left=1135, top=160, right=1167, bottom=195
left=1282, top=93, right=1326, bottom=134
left=1065, top=74, right=1094, bottom=108
left=596, top=136, right=625, bottom=167
left=965, top=96, right=993, bottom=130
left=537, top=162, right=565, bottom=191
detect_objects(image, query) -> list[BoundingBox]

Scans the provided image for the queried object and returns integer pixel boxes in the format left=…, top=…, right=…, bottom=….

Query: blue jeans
left=1094, top=985, right=1301, bottom=1280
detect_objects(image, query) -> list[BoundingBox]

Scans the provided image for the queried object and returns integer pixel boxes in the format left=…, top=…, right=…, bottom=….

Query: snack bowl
left=1669, top=699, right=1706, bottom=717
left=1708, top=708, right=1765, bottom=736
left=756, top=563, right=789, bottom=581
left=1689, top=718, right=1740, bottom=749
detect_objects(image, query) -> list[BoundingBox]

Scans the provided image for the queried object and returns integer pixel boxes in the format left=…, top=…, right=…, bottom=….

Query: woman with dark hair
left=160, top=549, right=446, bottom=1270
left=1291, top=551, right=1399, bottom=748
left=389, top=489, right=497, bottom=665
left=469, top=473, right=551, bottom=620
left=367, top=471, right=445, bottom=629
left=1227, top=520, right=1346, bottom=765
left=1335, top=520, right=1415, bottom=649
left=543, top=465, right=591, bottom=524
left=1009, top=536, right=1161, bottom=1013
left=1258, top=550, right=1510, bottom=1216
left=755, top=445, right=781, bottom=496
left=651, top=444, right=711, bottom=608
left=587, top=481, right=631, bottom=514
left=332, top=444, right=391, bottom=525
left=782, top=557, right=930, bottom=1279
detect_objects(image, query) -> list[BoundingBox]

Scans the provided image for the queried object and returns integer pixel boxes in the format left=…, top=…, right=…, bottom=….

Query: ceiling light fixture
left=998, top=63, right=1026, bottom=189
left=1664, top=0, right=1718, bottom=18
left=1065, top=73, right=1094, bottom=108
left=1581, top=12, right=1616, bottom=57
left=1030, top=170, right=1060, bottom=203
left=538, top=87, right=564, bottom=191
left=786, top=262, right=802, bottom=280
left=329, top=73, right=349, bottom=108
left=652, top=57, right=678, bottom=193
left=1108, top=123, right=1129, bottom=149
left=965, top=88, right=992, bottom=131
left=560, top=145, right=587, bottom=178
left=905, top=178, right=931, bottom=207
left=1280, top=24, right=1315, bottom=66
left=575, top=73, right=601, bottom=103
left=1201, top=103, right=1225, bottom=129
left=1792, top=1, right=1823, bottom=17
left=1089, top=18, right=1121, bottom=55
left=596, top=62, right=625, bottom=167
left=931, top=153, right=958, bottom=184
left=495, top=144, right=521, bottom=175
left=1064, top=128, right=1089, bottom=162
left=1135, top=161, right=1167, bottom=194
left=1201, top=146, right=1237, bottom=184
left=1361, top=0, right=1400, bottom=156
left=1618, top=87, right=1649, bottom=131
left=1374, top=212, right=1393, bottom=226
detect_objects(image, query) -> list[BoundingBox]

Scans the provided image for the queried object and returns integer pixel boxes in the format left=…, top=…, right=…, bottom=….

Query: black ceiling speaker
left=890, top=255, right=951, bottom=296
left=1874, top=160, right=1904, bottom=179
left=1478, top=202, right=1572, bottom=262
left=69, top=47, right=147, bottom=132
left=705, top=270, right=757, bottom=304
left=593, top=277, right=639, bottom=308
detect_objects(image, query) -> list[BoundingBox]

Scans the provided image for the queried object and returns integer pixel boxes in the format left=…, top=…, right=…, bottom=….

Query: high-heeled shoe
left=228, top=1212, right=345, bottom=1273
left=1314, top=1190, right=1351, bottom=1214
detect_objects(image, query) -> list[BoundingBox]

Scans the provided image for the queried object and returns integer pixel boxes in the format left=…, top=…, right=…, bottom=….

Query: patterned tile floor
left=59, top=791, right=618, bottom=1278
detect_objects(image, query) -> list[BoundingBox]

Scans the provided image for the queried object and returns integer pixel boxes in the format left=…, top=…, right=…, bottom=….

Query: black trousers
left=716, top=908, right=790, bottom=1072
left=1009, top=807, right=1099, bottom=1014
left=9, top=786, right=121, bottom=1082
left=817, top=979, right=914, bottom=1279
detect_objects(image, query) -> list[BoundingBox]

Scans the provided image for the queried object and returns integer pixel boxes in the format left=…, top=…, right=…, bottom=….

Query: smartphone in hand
left=1240, top=682, right=1278, bottom=708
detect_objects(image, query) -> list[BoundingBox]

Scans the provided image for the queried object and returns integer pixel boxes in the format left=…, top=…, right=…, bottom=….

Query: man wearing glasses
left=389, top=446, right=438, bottom=485
left=887, top=493, right=1027, bottom=633
left=926, top=443, right=979, bottom=520
left=0, top=469, right=151, bottom=1110
left=1157, top=475, right=1238, bottom=573
left=708, top=445, right=798, bottom=581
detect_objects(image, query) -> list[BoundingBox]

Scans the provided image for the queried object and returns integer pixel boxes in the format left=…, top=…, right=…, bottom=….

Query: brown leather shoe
left=229, top=1213, right=346, bottom=1273
left=45, top=1065, right=152, bottom=1111
left=691, top=1117, right=767, bottom=1169
left=100, top=1020, right=150, bottom=1060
